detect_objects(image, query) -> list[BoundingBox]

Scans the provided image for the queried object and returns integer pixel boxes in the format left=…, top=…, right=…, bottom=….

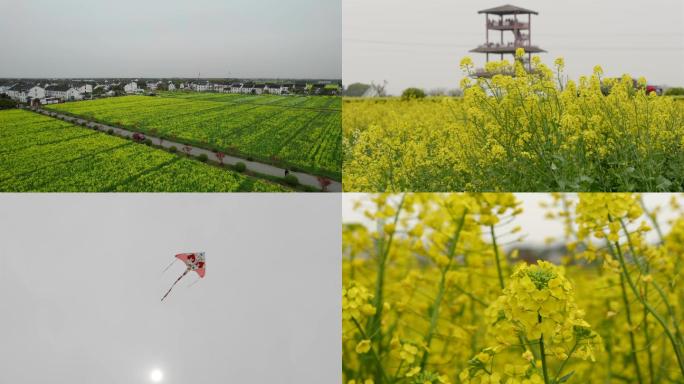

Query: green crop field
left=0, top=109, right=286, bottom=192
left=45, top=92, right=341, bottom=179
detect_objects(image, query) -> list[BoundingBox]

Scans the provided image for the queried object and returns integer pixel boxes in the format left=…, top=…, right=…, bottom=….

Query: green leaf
left=556, top=371, right=575, bottom=383
left=656, top=176, right=672, bottom=191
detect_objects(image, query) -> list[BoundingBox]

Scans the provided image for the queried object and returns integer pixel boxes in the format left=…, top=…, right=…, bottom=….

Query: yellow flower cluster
left=343, top=282, right=376, bottom=322
left=343, top=54, right=684, bottom=192
left=460, top=261, right=601, bottom=384
left=342, top=193, right=684, bottom=384
left=575, top=193, right=642, bottom=241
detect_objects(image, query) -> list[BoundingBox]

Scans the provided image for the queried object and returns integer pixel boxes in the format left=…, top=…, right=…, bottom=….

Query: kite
left=161, top=252, right=206, bottom=301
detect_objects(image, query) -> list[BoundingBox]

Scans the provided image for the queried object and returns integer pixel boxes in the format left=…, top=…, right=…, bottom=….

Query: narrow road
left=31, top=108, right=342, bottom=192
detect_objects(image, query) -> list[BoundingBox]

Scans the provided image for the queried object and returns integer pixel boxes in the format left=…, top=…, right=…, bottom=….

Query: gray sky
left=343, top=193, right=681, bottom=246
left=0, top=0, right=341, bottom=79
left=0, top=194, right=341, bottom=384
left=343, top=0, right=684, bottom=95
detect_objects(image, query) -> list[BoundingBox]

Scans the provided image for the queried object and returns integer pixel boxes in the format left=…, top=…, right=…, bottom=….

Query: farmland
left=45, top=92, right=342, bottom=179
left=343, top=193, right=684, bottom=384
left=343, top=55, right=684, bottom=192
left=0, top=109, right=286, bottom=192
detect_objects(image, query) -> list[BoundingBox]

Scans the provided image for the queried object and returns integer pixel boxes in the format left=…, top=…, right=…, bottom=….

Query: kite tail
left=187, top=275, right=201, bottom=287
left=161, top=258, right=177, bottom=274
left=161, top=269, right=189, bottom=302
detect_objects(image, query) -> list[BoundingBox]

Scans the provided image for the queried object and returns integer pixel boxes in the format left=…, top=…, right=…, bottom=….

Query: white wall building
left=265, top=84, right=284, bottom=95
left=124, top=82, right=137, bottom=93
left=73, top=84, right=93, bottom=93
left=45, top=85, right=83, bottom=101
left=28, top=86, right=46, bottom=99
left=6, top=85, right=30, bottom=102
left=65, top=88, right=84, bottom=100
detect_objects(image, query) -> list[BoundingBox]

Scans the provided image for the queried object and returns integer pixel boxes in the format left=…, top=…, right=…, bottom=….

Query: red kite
left=161, top=252, right=206, bottom=301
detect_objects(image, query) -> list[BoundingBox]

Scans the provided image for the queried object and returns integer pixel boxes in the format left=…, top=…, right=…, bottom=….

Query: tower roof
left=478, top=4, right=538, bottom=15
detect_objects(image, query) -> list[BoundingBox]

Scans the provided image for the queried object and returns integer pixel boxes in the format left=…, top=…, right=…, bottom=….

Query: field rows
left=46, top=93, right=342, bottom=179
left=160, top=91, right=342, bottom=110
left=0, top=109, right=286, bottom=192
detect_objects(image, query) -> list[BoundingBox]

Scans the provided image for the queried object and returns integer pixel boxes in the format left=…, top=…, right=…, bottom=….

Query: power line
left=344, top=38, right=682, bottom=51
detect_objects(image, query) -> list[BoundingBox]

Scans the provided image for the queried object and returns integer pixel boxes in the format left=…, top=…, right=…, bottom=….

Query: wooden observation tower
left=470, top=4, right=545, bottom=76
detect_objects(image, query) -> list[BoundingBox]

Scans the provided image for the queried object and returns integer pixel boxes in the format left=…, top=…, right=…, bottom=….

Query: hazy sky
left=0, top=0, right=341, bottom=78
left=343, top=193, right=681, bottom=246
left=343, top=0, right=684, bottom=95
left=0, top=194, right=341, bottom=384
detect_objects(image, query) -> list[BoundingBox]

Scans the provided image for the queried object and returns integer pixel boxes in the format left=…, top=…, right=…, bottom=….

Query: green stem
left=638, top=196, right=664, bottom=243
left=612, top=238, right=684, bottom=376
left=538, top=314, right=550, bottom=384
left=420, top=210, right=468, bottom=369
left=619, top=218, right=683, bottom=346
left=642, top=302, right=655, bottom=384
left=554, top=341, right=578, bottom=382
left=641, top=267, right=655, bottom=384
left=393, top=360, right=404, bottom=382
left=368, top=195, right=406, bottom=341
left=490, top=224, right=535, bottom=358
left=352, top=317, right=390, bottom=384
left=618, top=272, right=644, bottom=384
left=490, top=225, right=505, bottom=290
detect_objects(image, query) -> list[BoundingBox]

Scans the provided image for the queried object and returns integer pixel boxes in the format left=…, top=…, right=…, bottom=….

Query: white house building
left=6, top=85, right=31, bottom=102
left=253, top=84, right=267, bottom=95
left=28, top=86, right=46, bottom=99
left=229, top=83, right=242, bottom=93
left=46, top=85, right=84, bottom=101
left=73, top=83, right=93, bottom=94
left=240, top=83, right=254, bottom=94
left=46, top=85, right=70, bottom=100
left=168, top=82, right=176, bottom=91
left=66, top=87, right=84, bottom=100
left=193, top=82, right=211, bottom=92
left=281, top=84, right=294, bottom=95
left=124, top=82, right=138, bottom=93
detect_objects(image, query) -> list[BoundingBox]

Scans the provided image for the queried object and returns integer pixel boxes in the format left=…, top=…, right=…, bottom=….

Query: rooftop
left=478, top=4, right=538, bottom=15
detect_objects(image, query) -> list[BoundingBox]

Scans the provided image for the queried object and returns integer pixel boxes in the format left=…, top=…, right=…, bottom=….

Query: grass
left=46, top=92, right=341, bottom=180
left=0, top=109, right=288, bottom=192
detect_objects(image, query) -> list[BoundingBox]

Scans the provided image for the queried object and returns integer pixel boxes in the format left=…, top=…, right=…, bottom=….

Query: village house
left=146, top=81, right=161, bottom=91
left=230, top=83, right=243, bottom=93
left=252, top=84, right=266, bottom=95
left=124, top=81, right=138, bottom=93
left=73, top=83, right=93, bottom=94
left=168, top=82, right=176, bottom=91
left=28, top=85, right=46, bottom=99
left=195, top=82, right=212, bottom=92
left=6, top=84, right=34, bottom=102
left=280, top=83, right=294, bottom=95
left=45, top=84, right=84, bottom=101
left=265, top=83, right=281, bottom=95
left=241, top=82, right=255, bottom=94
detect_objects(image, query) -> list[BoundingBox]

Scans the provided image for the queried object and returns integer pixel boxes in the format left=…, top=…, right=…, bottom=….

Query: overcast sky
left=343, top=0, right=684, bottom=95
left=0, top=0, right=341, bottom=79
left=343, top=193, right=681, bottom=247
left=0, top=194, right=340, bottom=384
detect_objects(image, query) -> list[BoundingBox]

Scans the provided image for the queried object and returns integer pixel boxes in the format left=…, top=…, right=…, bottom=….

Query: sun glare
left=150, top=369, right=163, bottom=382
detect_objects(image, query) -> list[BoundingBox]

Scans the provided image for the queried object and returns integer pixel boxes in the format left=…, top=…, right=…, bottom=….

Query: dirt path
left=31, top=108, right=342, bottom=192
